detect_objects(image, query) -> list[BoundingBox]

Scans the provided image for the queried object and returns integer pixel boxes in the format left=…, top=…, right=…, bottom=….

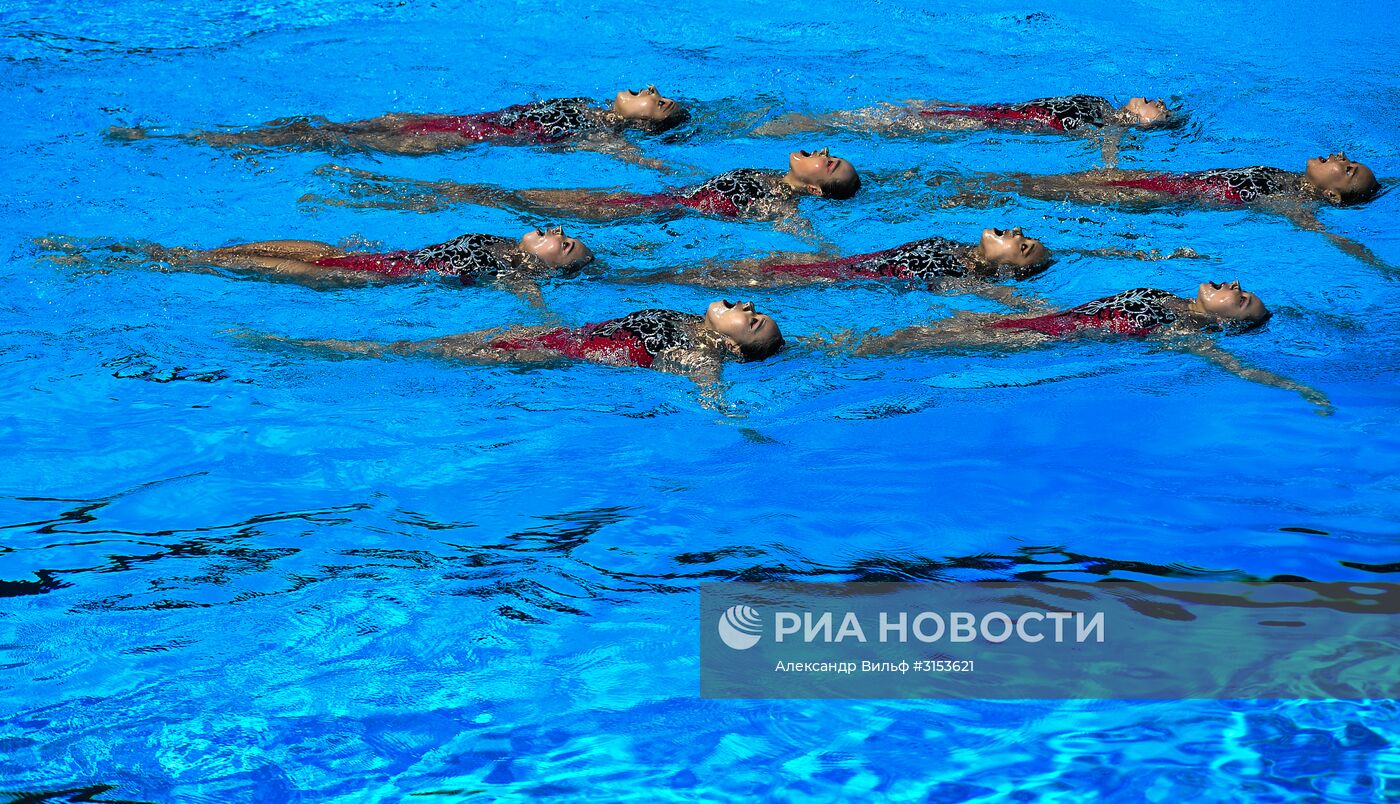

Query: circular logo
left=717, top=605, right=762, bottom=650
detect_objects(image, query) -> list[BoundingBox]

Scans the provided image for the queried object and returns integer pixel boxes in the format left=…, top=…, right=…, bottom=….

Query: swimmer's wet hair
left=1338, top=176, right=1382, bottom=206
left=819, top=169, right=861, bottom=201
left=636, top=105, right=691, bottom=135
left=1145, top=109, right=1188, bottom=131
left=738, top=333, right=785, bottom=362
left=1215, top=309, right=1272, bottom=335
left=1014, top=257, right=1054, bottom=281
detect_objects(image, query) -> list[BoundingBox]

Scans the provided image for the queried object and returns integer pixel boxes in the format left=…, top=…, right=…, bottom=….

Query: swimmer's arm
left=497, top=278, right=549, bottom=312
left=1281, top=208, right=1395, bottom=275
left=1062, top=246, right=1211, bottom=261
left=772, top=212, right=829, bottom=249
left=654, top=348, right=724, bottom=386
left=1098, top=130, right=1122, bottom=168
left=1168, top=339, right=1332, bottom=413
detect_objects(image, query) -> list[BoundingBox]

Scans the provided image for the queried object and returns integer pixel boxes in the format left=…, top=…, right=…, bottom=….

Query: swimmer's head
left=613, top=86, right=688, bottom=133
left=1122, top=97, right=1172, bottom=127
left=787, top=147, right=862, bottom=200
left=1306, top=152, right=1379, bottom=205
left=977, top=227, right=1052, bottom=277
left=704, top=299, right=785, bottom=362
left=1196, top=280, right=1270, bottom=331
left=520, top=226, right=593, bottom=270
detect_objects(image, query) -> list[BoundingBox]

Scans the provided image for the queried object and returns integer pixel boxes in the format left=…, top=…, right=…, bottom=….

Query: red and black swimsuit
left=489, top=309, right=702, bottom=369
left=313, top=233, right=516, bottom=284
left=922, top=95, right=1114, bottom=132
left=397, top=98, right=611, bottom=144
left=990, top=288, right=1181, bottom=337
left=1102, top=166, right=1295, bottom=204
left=602, top=169, right=787, bottom=219
left=764, top=238, right=972, bottom=282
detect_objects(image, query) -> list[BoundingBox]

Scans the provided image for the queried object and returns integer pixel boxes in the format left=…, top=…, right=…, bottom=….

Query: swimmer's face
left=613, top=86, right=681, bottom=124
left=1305, top=152, right=1379, bottom=205
left=520, top=227, right=592, bottom=269
left=787, top=147, right=857, bottom=196
left=978, top=227, right=1050, bottom=270
left=1124, top=97, right=1169, bottom=125
left=704, top=299, right=783, bottom=360
left=1197, top=280, right=1269, bottom=324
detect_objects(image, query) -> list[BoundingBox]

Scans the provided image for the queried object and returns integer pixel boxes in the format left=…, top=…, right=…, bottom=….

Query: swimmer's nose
left=1011, top=227, right=1023, bottom=238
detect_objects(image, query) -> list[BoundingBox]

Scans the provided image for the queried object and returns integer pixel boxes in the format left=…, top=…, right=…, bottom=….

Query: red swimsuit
left=398, top=98, right=609, bottom=144
left=312, top=234, right=516, bottom=284
left=600, top=169, right=785, bottom=219
left=991, top=289, right=1182, bottom=337
left=1101, top=167, right=1294, bottom=204
left=489, top=309, right=702, bottom=369
left=764, top=238, right=973, bottom=281
left=922, top=95, right=1114, bottom=132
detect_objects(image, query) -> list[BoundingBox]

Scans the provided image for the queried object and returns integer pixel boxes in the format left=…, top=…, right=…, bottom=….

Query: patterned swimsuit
left=764, top=238, right=973, bottom=281
left=313, top=234, right=517, bottom=284
left=991, top=288, right=1182, bottom=337
left=398, top=98, right=611, bottom=144
left=1102, top=167, right=1295, bottom=204
left=490, top=309, right=702, bottom=369
left=922, top=95, right=1115, bottom=132
left=603, top=169, right=787, bottom=218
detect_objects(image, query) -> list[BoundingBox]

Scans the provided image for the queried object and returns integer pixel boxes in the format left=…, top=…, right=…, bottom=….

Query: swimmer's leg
left=752, top=112, right=836, bottom=137
left=188, top=116, right=353, bottom=150
left=196, top=240, right=349, bottom=262
left=302, top=165, right=518, bottom=213
left=850, top=314, right=1049, bottom=356
left=1005, top=169, right=1148, bottom=205
left=140, top=241, right=393, bottom=287
left=264, top=328, right=571, bottom=365
left=510, top=189, right=656, bottom=221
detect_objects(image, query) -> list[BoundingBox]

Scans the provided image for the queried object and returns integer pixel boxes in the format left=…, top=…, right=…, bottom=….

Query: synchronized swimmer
left=757, top=94, right=1176, bottom=162
left=620, top=228, right=1053, bottom=289
left=276, top=300, right=784, bottom=383
left=843, top=281, right=1328, bottom=409
left=936, top=153, right=1385, bottom=270
left=305, top=148, right=861, bottom=224
left=760, top=94, right=1172, bottom=134
left=109, top=86, right=688, bottom=169
left=47, top=228, right=593, bottom=303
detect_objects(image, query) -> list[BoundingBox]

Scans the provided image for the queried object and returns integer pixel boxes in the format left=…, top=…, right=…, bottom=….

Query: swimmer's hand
left=1069, top=246, right=1213, bottom=261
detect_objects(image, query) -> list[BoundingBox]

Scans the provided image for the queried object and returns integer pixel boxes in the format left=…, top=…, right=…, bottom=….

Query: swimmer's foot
left=104, top=125, right=150, bottom=141
left=1166, top=247, right=1208, bottom=260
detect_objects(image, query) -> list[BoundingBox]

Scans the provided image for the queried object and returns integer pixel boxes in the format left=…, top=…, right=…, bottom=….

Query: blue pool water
left=3, top=0, right=1399, bottom=799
